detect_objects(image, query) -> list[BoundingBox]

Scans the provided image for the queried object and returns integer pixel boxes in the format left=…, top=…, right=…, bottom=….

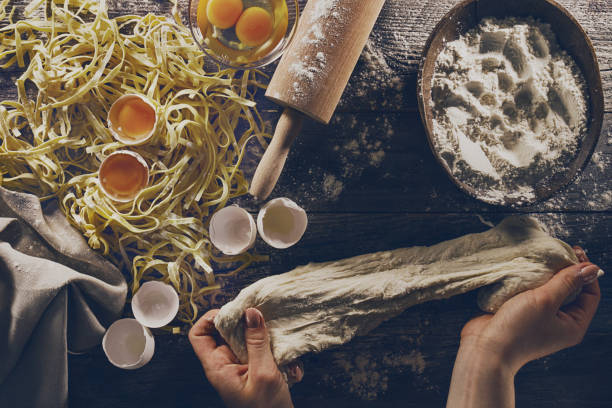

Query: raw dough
left=214, top=216, right=577, bottom=367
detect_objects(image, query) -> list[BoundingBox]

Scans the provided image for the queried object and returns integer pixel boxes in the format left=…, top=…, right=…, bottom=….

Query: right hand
left=459, top=246, right=603, bottom=374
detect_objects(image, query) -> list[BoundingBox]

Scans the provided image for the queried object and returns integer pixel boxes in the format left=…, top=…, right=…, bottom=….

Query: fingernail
left=588, top=269, right=606, bottom=284
left=579, top=265, right=601, bottom=284
left=245, top=308, right=262, bottom=329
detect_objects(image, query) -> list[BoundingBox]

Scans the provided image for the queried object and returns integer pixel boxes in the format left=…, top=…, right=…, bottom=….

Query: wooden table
left=63, top=0, right=612, bottom=407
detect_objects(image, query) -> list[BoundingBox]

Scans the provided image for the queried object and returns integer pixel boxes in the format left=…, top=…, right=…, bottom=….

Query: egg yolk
left=100, top=153, right=148, bottom=200
left=197, top=0, right=209, bottom=34
left=114, top=97, right=156, bottom=141
left=206, top=0, right=243, bottom=30
left=235, top=7, right=274, bottom=47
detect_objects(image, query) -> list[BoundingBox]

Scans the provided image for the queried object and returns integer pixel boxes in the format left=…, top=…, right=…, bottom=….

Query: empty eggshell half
left=131, top=281, right=180, bottom=328
left=209, top=205, right=257, bottom=255
left=108, top=94, right=158, bottom=145
left=102, top=318, right=155, bottom=370
left=257, top=198, right=307, bottom=249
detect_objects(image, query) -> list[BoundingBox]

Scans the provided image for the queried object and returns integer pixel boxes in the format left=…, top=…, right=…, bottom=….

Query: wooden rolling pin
left=249, top=0, right=387, bottom=200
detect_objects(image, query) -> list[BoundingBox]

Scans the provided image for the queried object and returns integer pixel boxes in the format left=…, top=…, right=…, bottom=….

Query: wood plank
left=69, top=212, right=612, bottom=408
left=236, top=111, right=612, bottom=213
left=1, top=0, right=611, bottom=112
left=337, top=0, right=612, bottom=113
left=0, top=1, right=609, bottom=407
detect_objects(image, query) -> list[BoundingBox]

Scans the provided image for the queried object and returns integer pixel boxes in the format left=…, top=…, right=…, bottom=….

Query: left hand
left=189, top=308, right=303, bottom=408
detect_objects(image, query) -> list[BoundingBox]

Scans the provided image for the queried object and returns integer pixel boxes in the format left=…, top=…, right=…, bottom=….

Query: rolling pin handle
left=249, top=107, right=305, bottom=201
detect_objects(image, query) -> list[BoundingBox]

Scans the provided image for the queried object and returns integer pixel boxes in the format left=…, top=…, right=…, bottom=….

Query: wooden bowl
left=417, top=0, right=604, bottom=207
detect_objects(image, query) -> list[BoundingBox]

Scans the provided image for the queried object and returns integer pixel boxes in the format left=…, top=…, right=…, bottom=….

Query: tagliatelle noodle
left=0, top=0, right=271, bottom=324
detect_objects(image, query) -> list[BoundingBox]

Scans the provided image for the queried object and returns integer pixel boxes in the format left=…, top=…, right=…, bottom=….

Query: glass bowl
left=188, top=0, right=300, bottom=69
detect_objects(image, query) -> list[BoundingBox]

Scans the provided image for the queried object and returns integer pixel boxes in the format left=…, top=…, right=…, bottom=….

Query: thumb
left=538, top=262, right=596, bottom=309
left=244, top=308, right=277, bottom=377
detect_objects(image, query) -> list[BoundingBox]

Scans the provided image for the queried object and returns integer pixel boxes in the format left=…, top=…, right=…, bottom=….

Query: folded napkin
left=0, top=188, right=127, bottom=407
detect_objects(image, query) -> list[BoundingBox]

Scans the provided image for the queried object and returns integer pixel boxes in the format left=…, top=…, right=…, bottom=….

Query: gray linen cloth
left=0, top=187, right=127, bottom=407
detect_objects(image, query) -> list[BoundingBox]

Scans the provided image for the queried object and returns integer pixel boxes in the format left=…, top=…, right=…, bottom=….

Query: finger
left=536, top=263, right=593, bottom=310
left=285, top=360, right=304, bottom=385
left=190, top=309, right=220, bottom=337
left=189, top=309, right=220, bottom=367
left=216, top=344, right=242, bottom=365
left=563, top=275, right=602, bottom=326
left=573, top=246, right=589, bottom=263
left=243, top=308, right=278, bottom=382
left=581, top=269, right=604, bottom=296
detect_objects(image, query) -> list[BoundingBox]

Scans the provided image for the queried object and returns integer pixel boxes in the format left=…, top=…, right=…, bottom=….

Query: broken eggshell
left=209, top=205, right=257, bottom=255
left=257, top=197, right=307, bottom=249
left=131, top=281, right=180, bottom=328
left=107, top=94, right=158, bottom=145
left=102, top=318, right=155, bottom=370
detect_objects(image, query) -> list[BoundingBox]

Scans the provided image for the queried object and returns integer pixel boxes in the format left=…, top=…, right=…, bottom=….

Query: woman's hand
left=189, top=308, right=302, bottom=408
left=461, top=246, right=602, bottom=373
left=447, top=246, right=603, bottom=408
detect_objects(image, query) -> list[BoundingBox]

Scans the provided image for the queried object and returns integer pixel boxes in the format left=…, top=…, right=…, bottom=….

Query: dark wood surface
left=7, top=0, right=606, bottom=406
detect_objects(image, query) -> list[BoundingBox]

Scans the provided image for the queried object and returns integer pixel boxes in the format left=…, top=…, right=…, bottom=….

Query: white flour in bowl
left=431, top=17, right=589, bottom=205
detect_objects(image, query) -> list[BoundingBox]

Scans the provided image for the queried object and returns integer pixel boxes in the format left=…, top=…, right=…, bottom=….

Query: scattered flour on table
left=272, top=114, right=392, bottom=203
left=313, top=115, right=392, bottom=201
left=342, top=35, right=406, bottom=109
left=332, top=115, right=392, bottom=174
left=584, top=153, right=612, bottom=209
left=591, top=152, right=607, bottom=172
left=322, top=173, right=343, bottom=200
left=532, top=213, right=572, bottom=241
left=321, top=349, right=428, bottom=400
left=538, top=150, right=611, bottom=211
left=431, top=17, right=589, bottom=205
left=356, top=38, right=404, bottom=96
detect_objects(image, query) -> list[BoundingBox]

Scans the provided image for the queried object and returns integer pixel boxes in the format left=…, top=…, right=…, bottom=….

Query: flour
left=431, top=17, right=589, bottom=205
left=305, top=115, right=392, bottom=202
left=322, top=350, right=428, bottom=400
left=284, top=0, right=342, bottom=101
left=335, top=115, right=391, bottom=174
left=592, top=151, right=606, bottom=172
left=322, top=173, right=343, bottom=200
left=343, top=36, right=406, bottom=109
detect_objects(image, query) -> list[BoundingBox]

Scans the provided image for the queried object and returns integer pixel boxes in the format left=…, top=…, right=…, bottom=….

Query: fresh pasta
left=0, top=0, right=270, bottom=324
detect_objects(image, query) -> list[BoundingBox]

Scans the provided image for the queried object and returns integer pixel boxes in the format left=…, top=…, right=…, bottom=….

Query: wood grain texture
left=68, top=213, right=612, bottom=408
left=236, top=111, right=612, bottom=213
left=0, top=0, right=609, bottom=407
left=266, top=0, right=386, bottom=123
left=337, top=0, right=612, bottom=113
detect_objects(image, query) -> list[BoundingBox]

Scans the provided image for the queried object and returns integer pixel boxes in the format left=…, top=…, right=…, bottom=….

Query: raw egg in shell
left=108, top=94, right=157, bottom=145
left=99, top=151, right=149, bottom=202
